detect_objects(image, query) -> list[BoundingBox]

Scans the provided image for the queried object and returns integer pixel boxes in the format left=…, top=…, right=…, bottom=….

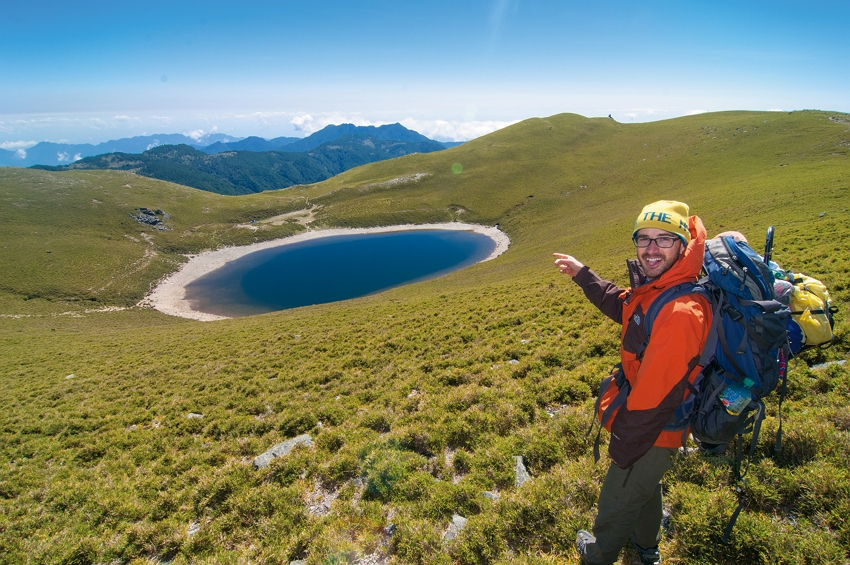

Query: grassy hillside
left=1, top=111, right=849, bottom=565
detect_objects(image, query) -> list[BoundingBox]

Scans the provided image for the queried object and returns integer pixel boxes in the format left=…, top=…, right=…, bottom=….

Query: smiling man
left=553, top=201, right=712, bottom=565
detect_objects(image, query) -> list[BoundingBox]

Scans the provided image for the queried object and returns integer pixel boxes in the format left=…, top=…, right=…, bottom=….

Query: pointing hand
left=553, top=253, right=584, bottom=277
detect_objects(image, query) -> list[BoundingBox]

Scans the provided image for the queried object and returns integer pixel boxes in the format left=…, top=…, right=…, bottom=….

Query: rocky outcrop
left=131, top=207, right=171, bottom=230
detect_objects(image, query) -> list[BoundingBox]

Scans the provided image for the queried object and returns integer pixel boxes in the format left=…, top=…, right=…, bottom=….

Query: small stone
left=65, top=374, right=75, bottom=379
left=253, top=434, right=314, bottom=469
left=407, top=389, right=419, bottom=398
left=483, top=491, right=500, bottom=501
left=508, top=359, right=520, bottom=365
left=442, top=514, right=468, bottom=546
left=812, top=359, right=846, bottom=370
left=383, top=523, right=396, bottom=536
left=187, top=413, right=204, bottom=419
left=514, top=455, right=531, bottom=487
left=187, top=522, right=200, bottom=536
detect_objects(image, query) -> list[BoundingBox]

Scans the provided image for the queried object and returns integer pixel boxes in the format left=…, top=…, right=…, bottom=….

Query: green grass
left=1, top=110, right=849, bottom=564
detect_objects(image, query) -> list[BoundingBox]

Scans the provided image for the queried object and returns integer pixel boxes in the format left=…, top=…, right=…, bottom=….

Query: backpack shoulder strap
left=636, top=281, right=714, bottom=362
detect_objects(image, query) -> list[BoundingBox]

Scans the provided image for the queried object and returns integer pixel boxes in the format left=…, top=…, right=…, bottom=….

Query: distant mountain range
left=0, top=133, right=238, bottom=168
left=30, top=125, right=457, bottom=195
left=1, top=123, right=461, bottom=168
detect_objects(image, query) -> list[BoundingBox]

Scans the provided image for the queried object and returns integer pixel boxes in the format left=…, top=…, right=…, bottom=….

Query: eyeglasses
left=633, top=235, right=680, bottom=248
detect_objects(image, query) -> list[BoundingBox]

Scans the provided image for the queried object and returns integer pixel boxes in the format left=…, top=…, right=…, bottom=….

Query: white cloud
left=399, top=119, right=516, bottom=142
left=57, top=151, right=71, bottom=162
left=146, top=140, right=161, bottom=150
left=290, top=114, right=313, bottom=132
left=768, top=108, right=783, bottom=112
left=687, top=109, right=708, bottom=116
left=72, top=153, right=81, bottom=161
left=183, top=126, right=219, bottom=142
left=14, top=149, right=26, bottom=159
left=287, top=114, right=513, bottom=141
left=0, top=140, right=37, bottom=150
left=184, top=129, right=207, bottom=141
left=290, top=113, right=379, bottom=135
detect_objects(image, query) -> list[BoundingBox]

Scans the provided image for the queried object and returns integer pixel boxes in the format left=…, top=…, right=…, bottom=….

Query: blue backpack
left=641, top=231, right=791, bottom=540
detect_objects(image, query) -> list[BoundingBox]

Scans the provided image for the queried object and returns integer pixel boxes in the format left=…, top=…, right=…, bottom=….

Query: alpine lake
left=183, top=229, right=497, bottom=317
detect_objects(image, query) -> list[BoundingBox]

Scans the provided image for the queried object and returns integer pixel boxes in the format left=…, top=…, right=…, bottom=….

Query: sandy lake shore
left=142, top=222, right=510, bottom=322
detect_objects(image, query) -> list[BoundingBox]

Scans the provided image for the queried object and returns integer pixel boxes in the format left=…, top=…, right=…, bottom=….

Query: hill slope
left=1, top=111, right=848, bottom=565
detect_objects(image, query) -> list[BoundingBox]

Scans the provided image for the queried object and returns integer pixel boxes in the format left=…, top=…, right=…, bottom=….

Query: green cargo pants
left=579, top=446, right=677, bottom=565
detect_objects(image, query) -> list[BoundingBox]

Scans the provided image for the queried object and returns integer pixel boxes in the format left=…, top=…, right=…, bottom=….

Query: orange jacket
left=573, top=215, right=712, bottom=468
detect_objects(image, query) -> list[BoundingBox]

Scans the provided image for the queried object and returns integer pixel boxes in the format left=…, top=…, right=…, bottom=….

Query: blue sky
left=1, top=0, right=848, bottom=148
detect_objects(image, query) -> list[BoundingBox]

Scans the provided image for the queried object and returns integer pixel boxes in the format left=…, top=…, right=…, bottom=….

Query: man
left=553, top=201, right=712, bottom=565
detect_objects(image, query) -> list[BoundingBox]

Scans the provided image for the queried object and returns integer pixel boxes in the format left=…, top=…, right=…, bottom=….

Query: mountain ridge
left=2, top=123, right=461, bottom=167
left=31, top=132, right=451, bottom=194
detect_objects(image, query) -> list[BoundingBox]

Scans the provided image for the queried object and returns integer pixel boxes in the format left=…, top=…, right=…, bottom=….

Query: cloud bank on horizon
left=1, top=0, right=848, bottom=146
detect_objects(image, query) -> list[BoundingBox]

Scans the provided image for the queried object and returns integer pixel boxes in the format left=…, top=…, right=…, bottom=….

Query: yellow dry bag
left=788, top=273, right=837, bottom=348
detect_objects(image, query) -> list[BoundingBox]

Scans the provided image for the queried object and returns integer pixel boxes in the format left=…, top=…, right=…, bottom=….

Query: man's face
left=634, top=228, right=684, bottom=279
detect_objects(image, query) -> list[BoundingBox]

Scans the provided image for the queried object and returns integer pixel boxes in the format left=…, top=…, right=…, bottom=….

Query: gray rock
left=187, top=521, right=200, bottom=537
left=253, top=434, right=314, bottom=469
left=812, top=359, right=846, bottom=370
left=187, top=413, right=204, bottom=419
left=443, top=514, right=468, bottom=546
left=131, top=207, right=171, bottom=229
left=514, top=455, right=531, bottom=487
left=483, top=490, right=500, bottom=501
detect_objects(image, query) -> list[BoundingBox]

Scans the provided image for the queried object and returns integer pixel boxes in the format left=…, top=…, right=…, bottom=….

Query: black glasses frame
left=633, top=235, right=680, bottom=249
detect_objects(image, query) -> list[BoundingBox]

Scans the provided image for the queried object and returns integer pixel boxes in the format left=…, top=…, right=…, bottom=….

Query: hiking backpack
left=644, top=234, right=791, bottom=446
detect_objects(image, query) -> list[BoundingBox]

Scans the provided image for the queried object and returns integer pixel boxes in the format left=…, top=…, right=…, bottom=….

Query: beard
left=638, top=249, right=680, bottom=279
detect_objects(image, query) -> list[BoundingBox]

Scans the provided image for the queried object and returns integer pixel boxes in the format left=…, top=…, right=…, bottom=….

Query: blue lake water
left=184, top=229, right=497, bottom=317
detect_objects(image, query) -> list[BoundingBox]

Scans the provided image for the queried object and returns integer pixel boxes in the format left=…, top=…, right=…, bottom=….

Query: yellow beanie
left=633, top=200, right=692, bottom=244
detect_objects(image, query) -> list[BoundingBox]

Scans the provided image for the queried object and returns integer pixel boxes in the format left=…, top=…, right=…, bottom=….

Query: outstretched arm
left=553, top=253, right=624, bottom=323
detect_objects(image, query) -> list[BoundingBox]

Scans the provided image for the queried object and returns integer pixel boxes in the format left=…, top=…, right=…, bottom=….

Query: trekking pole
left=763, top=226, right=774, bottom=265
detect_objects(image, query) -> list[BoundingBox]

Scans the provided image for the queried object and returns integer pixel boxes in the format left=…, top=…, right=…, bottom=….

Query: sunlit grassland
left=1, top=111, right=849, bottom=564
